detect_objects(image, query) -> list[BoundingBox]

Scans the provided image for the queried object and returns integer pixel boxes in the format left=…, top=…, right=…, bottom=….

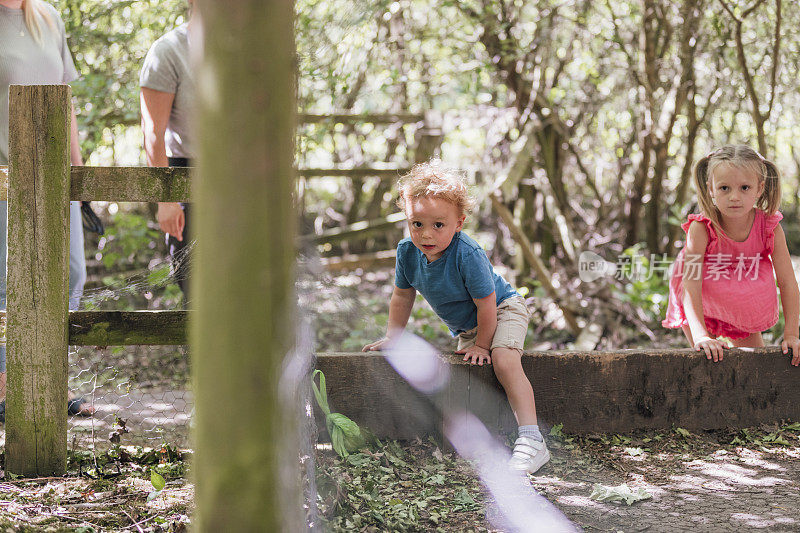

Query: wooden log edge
left=315, top=348, right=800, bottom=438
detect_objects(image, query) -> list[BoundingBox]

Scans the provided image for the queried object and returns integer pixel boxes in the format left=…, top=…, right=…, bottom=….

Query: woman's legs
left=68, top=201, right=87, bottom=310
left=0, top=202, right=88, bottom=412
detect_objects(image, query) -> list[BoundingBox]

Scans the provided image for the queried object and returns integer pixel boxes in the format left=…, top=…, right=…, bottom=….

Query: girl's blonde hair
left=22, top=0, right=57, bottom=45
left=396, top=160, right=476, bottom=215
left=694, top=144, right=781, bottom=231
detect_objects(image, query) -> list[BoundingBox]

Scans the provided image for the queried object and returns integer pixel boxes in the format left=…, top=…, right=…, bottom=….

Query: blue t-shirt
left=394, top=232, right=518, bottom=335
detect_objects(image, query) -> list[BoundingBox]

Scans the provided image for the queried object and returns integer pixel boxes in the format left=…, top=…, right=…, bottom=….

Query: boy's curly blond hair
left=395, top=160, right=476, bottom=215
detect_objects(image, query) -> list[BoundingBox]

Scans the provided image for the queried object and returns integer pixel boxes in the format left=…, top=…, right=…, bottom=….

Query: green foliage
left=612, top=245, right=671, bottom=324
left=83, top=204, right=183, bottom=311
left=97, top=210, right=162, bottom=270
left=317, top=440, right=483, bottom=531
left=148, top=469, right=167, bottom=501
left=730, top=425, right=799, bottom=448
left=411, top=296, right=451, bottom=344
left=312, top=370, right=367, bottom=457
left=58, top=0, right=189, bottom=163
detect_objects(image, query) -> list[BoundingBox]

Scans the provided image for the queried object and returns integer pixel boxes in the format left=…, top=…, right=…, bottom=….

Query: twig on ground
left=122, top=508, right=146, bottom=533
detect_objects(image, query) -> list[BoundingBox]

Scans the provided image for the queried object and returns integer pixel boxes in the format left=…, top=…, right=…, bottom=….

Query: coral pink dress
left=663, top=210, right=783, bottom=339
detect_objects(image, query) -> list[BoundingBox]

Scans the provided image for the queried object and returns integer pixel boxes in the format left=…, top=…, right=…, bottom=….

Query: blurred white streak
left=446, top=412, right=577, bottom=533
left=384, top=332, right=450, bottom=394
left=387, top=334, right=575, bottom=532
left=280, top=314, right=322, bottom=531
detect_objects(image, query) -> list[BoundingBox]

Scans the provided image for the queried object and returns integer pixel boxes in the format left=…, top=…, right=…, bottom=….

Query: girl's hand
left=781, top=335, right=800, bottom=367
left=694, top=335, right=726, bottom=362
left=456, top=345, right=492, bottom=366
left=363, top=337, right=393, bottom=352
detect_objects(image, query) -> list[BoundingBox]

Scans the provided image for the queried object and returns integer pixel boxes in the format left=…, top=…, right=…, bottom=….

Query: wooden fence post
left=193, top=1, right=297, bottom=531
left=6, top=85, right=71, bottom=476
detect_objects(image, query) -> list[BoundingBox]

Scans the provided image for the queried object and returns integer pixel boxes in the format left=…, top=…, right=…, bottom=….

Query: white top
left=0, top=3, right=78, bottom=165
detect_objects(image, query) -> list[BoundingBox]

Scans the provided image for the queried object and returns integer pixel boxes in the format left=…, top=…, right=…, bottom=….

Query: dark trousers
left=167, top=157, right=191, bottom=305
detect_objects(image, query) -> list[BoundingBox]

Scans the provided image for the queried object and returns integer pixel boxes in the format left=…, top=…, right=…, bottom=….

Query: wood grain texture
left=6, top=85, right=71, bottom=476
left=192, top=0, right=298, bottom=531
left=304, top=212, right=405, bottom=245
left=299, top=113, right=424, bottom=124
left=298, top=167, right=410, bottom=178
left=68, top=311, right=188, bottom=345
left=70, top=166, right=191, bottom=201
left=317, top=348, right=800, bottom=439
left=318, top=249, right=397, bottom=272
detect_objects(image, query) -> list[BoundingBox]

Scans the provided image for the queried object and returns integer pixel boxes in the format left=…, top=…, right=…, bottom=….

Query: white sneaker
left=508, top=436, right=550, bottom=474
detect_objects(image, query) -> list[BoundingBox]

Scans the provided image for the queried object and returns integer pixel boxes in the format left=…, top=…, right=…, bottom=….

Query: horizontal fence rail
left=303, top=212, right=406, bottom=245
left=298, top=113, right=425, bottom=124
left=298, top=166, right=410, bottom=179
left=316, top=250, right=397, bottom=271
left=70, top=166, right=191, bottom=202
left=0, top=310, right=188, bottom=345
left=69, top=311, right=188, bottom=345
left=1, top=165, right=411, bottom=199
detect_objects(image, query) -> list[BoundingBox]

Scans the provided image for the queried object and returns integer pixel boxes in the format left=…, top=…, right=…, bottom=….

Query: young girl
left=663, top=145, right=800, bottom=365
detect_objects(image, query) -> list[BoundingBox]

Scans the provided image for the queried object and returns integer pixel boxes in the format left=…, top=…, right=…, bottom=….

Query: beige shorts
left=456, top=295, right=530, bottom=353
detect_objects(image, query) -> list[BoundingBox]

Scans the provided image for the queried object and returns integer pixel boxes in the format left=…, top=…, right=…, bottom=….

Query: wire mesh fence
left=66, top=345, right=193, bottom=452
left=0, top=207, right=194, bottom=454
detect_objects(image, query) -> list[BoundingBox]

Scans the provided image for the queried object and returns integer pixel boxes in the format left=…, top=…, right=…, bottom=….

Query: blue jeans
left=0, top=201, right=86, bottom=372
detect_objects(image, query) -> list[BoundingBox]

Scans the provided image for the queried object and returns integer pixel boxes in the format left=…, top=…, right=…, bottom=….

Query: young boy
left=362, top=161, right=550, bottom=474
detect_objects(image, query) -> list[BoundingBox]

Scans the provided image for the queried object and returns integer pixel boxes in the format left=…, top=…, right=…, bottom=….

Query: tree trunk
left=192, top=1, right=298, bottom=531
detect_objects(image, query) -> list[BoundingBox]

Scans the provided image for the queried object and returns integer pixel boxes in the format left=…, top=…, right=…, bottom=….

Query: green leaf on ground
left=150, top=470, right=166, bottom=491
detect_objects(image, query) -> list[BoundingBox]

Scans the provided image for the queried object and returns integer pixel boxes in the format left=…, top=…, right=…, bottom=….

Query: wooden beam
left=70, top=166, right=191, bottom=202
left=299, top=113, right=424, bottom=124
left=319, top=249, right=397, bottom=272
left=298, top=166, right=410, bottom=178
left=0, top=164, right=409, bottom=200
left=6, top=85, right=71, bottom=476
left=68, top=311, right=187, bottom=345
left=315, top=348, right=800, bottom=438
left=304, top=212, right=405, bottom=245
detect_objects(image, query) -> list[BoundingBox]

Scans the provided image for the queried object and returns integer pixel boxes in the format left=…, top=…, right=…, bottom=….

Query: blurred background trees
left=59, top=0, right=799, bottom=345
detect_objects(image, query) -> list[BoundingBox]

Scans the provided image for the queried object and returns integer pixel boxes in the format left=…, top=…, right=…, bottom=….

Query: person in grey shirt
left=0, top=0, right=90, bottom=416
left=140, top=2, right=196, bottom=304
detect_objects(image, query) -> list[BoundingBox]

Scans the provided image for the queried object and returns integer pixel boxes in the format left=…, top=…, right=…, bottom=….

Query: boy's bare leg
left=731, top=332, right=764, bottom=348
left=491, top=347, right=537, bottom=426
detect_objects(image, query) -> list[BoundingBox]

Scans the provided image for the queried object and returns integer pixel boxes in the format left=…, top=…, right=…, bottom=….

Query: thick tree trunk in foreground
left=192, top=2, right=297, bottom=531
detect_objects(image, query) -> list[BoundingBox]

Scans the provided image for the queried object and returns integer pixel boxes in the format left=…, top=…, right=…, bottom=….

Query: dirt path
left=0, top=388, right=193, bottom=451
left=536, top=438, right=800, bottom=532
left=70, top=388, right=194, bottom=449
